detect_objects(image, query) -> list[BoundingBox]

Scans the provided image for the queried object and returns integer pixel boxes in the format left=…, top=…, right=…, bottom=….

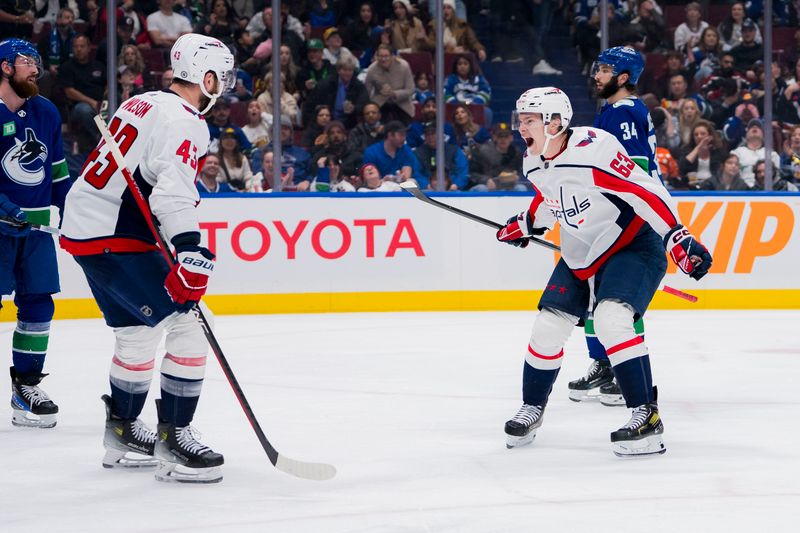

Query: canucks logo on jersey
left=2, top=127, right=48, bottom=186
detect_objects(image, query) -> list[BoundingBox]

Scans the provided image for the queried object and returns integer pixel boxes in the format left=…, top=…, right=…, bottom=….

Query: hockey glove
left=496, top=211, right=544, bottom=248
left=664, top=225, right=712, bottom=280
left=0, top=194, right=30, bottom=238
left=164, top=232, right=215, bottom=312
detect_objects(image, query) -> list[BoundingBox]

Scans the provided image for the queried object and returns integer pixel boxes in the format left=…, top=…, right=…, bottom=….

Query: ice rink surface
left=2, top=309, right=799, bottom=532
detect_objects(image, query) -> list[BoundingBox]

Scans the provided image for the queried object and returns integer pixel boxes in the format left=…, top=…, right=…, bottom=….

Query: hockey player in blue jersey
left=567, top=46, right=659, bottom=407
left=0, top=38, right=72, bottom=428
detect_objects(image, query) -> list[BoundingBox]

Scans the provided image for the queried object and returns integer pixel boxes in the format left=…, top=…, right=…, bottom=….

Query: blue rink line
left=202, top=190, right=800, bottom=199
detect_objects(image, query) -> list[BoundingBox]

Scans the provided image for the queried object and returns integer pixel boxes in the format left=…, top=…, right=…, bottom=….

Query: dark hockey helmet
left=594, top=46, right=645, bottom=86
left=0, top=38, right=42, bottom=77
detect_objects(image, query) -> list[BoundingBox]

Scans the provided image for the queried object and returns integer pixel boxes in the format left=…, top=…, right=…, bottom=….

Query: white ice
left=2, top=310, right=799, bottom=532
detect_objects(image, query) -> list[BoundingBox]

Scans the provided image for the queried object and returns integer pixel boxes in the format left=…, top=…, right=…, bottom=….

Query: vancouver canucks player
left=0, top=38, right=72, bottom=428
left=496, top=87, right=711, bottom=456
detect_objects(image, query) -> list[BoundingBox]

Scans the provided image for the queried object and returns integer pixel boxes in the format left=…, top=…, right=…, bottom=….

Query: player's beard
left=598, top=76, right=620, bottom=100
left=9, top=74, right=39, bottom=99
left=198, top=93, right=212, bottom=114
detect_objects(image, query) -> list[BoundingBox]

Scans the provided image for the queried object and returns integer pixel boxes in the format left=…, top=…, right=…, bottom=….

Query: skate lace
left=511, top=404, right=542, bottom=426
left=622, top=406, right=649, bottom=430
left=131, top=419, right=157, bottom=444
left=20, top=385, right=50, bottom=406
left=176, top=426, right=211, bottom=455
left=586, top=360, right=601, bottom=379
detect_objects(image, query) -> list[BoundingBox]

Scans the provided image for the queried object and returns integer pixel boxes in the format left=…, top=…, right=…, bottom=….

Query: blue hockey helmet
left=0, top=38, right=42, bottom=74
left=595, top=46, right=645, bottom=85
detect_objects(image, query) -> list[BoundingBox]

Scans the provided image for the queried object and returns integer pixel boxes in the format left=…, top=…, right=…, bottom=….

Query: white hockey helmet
left=170, top=33, right=236, bottom=113
left=511, top=87, right=573, bottom=156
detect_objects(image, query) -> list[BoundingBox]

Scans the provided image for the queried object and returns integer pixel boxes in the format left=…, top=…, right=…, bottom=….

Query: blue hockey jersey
left=0, top=95, right=70, bottom=225
left=594, top=96, right=661, bottom=182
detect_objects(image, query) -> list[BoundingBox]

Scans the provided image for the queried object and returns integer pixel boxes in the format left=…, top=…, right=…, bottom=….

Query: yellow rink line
left=1, top=290, right=799, bottom=321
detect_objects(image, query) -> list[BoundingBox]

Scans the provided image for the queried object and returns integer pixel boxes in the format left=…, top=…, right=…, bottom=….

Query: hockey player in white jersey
left=60, top=34, right=235, bottom=482
left=496, top=87, right=712, bottom=457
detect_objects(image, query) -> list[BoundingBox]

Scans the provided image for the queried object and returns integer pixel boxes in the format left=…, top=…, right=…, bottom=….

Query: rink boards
left=2, top=192, right=799, bottom=320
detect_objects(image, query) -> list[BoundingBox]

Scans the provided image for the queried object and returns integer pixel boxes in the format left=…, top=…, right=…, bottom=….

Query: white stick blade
left=275, top=454, right=337, bottom=481
left=398, top=179, right=419, bottom=190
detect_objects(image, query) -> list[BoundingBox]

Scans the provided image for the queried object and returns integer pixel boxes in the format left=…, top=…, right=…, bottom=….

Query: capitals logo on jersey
left=1, top=128, right=48, bottom=186
left=545, top=187, right=592, bottom=229
left=576, top=129, right=597, bottom=147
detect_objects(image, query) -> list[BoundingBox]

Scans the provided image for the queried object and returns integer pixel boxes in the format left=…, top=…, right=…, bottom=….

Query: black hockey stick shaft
left=399, top=180, right=698, bottom=303
left=399, top=180, right=561, bottom=252
left=0, top=216, right=60, bottom=235
left=94, top=116, right=335, bottom=480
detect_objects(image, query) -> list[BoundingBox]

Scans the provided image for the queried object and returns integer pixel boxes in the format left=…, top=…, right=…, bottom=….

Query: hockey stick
left=399, top=180, right=698, bottom=304
left=93, top=116, right=336, bottom=481
left=0, top=216, right=60, bottom=236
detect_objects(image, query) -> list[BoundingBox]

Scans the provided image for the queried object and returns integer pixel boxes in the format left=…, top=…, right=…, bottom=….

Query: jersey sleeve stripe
left=589, top=167, right=677, bottom=228
left=51, top=160, right=70, bottom=182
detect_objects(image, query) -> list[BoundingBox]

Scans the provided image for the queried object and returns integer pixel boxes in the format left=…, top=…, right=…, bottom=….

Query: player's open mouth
left=525, top=137, right=534, bottom=147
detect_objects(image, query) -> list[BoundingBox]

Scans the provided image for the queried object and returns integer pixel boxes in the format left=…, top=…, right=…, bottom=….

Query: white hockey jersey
left=60, top=90, right=209, bottom=255
left=522, top=126, right=680, bottom=280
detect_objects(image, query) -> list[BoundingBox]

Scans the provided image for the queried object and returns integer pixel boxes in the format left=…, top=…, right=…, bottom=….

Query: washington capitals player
left=568, top=46, right=661, bottom=406
left=60, top=34, right=235, bottom=483
left=496, top=87, right=711, bottom=456
left=0, top=39, right=72, bottom=428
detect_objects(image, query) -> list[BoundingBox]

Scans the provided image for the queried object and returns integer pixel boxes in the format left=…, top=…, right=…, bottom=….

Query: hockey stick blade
left=0, top=216, right=60, bottom=235
left=661, top=285, right=698, bottom=303
left=399, top=180, right=560, bottom=252
left=94, top=115, right=336, bottom=481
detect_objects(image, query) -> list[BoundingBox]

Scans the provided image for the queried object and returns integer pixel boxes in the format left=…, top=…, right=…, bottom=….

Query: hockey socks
left=159, top=353, right=206, bottom=427
left=12, top=320, right=50, bottom=375
left=608, top=348, right=654, bottom=408
left=584, top=316, right=645, bottom=362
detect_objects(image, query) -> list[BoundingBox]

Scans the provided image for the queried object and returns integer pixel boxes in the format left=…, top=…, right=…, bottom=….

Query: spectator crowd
left=3, top=0, right=799, bottom=193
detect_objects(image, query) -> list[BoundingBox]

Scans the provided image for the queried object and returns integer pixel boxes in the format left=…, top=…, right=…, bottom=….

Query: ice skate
left=567, top=359, right=614, bottom=402
left=10, top=367, right=58, bottom=428
left=599, top=380, right=625, bottom=406
left=101, top=395, right=158, bottom=469
left=610, top=402, right=665, bottom=457
left=504, top=404, right=545, bottom=449
left=154, top=400, right=223, bottom=483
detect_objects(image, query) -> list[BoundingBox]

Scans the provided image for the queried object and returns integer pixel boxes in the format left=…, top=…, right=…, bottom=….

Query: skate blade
left=102, top=448, right=158, bottom=469
left=599, top=394, right=626, bottom=407
left=505, top=431, right=536, bottom=449
left=155, top=462, right=222, bottom=484
left=612, top=435, right=666, bottom=458
left=568, top=388, right=604, bottom=403
left=11, top=410, right=57, bottom=428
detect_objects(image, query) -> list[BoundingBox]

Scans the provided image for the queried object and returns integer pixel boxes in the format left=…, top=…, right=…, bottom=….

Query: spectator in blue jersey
left=362, top=120, right=425, bottom=186
left=268, top=115, right=311, bottom=191
left=206, top=99, right=253, bottom=155
left=444, top=54, right=492, bottom=107
left=1, top=38, right=72, bottom=428
left=414, top=122, right=469, bottom=191
left=196, top=154, right=233, bottom=194
left=59, top=35, right=106, bottom=153
left=413, top=71, right=433, bottom=104
left=451, top=103, right=490, bottom=153
left=407, top=96, right=455, bottom=148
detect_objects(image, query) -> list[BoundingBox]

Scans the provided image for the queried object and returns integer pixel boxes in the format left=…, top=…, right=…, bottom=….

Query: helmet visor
left=218, top=67, right=237, bottom=93
left=12, top=54, right=44, bottom=79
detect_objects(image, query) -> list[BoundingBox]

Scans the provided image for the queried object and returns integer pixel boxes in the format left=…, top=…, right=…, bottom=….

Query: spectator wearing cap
left=414, top=122, right=469, bottom=191
left=362, top=121, right=425, bottom=186
left=342, top=2, right=380, bottom=59
left=323, top=26, right=357, bottom=67
left=731, top=119, right=781, bottom=186
left=308, top=120, right=363, bottom=177
left=302, top=55, right=368, bottom=129
left=469, top=122, right=526, bottom=191
left=357, top=163, right=403, bottom=192
left=364, top=44, right=415, bottom=124
left=96, top=15, right=139, bottom=68
left=730, top=19, right=763, bottom=74
left=349, top=102, right=385, bottom=153
left=406, top=97, right=456, bottom=148
left=197, top=154, right=234, bottom=194
left=218, top=127, right=259, bottom=192
left=207, top=100, right=253, bottom=154
left=297, top=38, right=334, bottom=102
left=423, top=0, right=486, bottom=62
left=718, top=2, right=762, bottom=51
left=146, top=0, right=192, bottom=48
left=267, top=115, right=311, bottom=190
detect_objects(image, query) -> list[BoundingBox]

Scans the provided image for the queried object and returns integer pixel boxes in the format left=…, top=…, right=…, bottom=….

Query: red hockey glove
left=164, top=233, right=215, bottom=312
left=496, top=210, right=544, bottom=248
left=664, top=225, right=712, bottom=280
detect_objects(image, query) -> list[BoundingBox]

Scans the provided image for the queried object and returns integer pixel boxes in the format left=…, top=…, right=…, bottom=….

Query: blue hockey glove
left=0, top=194, right=30, bottom=238
left=496, top=211, right=544, bottom=248
left=664, top=225, right=712, bottom=280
